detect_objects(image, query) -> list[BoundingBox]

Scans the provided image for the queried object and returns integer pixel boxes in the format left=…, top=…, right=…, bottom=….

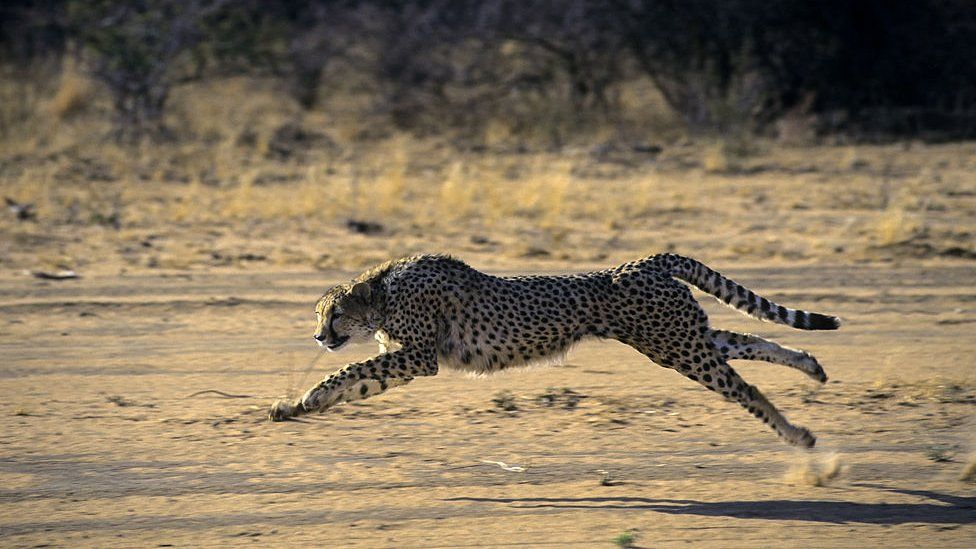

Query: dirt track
left=1, top=263, right=974, bottom=547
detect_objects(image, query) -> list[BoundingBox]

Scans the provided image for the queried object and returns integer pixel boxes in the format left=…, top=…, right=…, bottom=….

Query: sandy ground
left=1, top=259, right=974, bottom=547
left=2, top=137, right=975, bottom=547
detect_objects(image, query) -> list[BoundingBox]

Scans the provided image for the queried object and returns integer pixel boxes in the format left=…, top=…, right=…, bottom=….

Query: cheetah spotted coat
left=269, top=254, right=839, bottom=447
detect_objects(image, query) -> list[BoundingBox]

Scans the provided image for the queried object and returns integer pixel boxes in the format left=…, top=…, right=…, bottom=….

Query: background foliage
left=2, top=0, right=975, bottom=141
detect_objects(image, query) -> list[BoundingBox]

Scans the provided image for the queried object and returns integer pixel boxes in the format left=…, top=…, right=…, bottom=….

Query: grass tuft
left=702, top=139, right=754, bottom=174
left=874, top=207, right=920, bottom=246
left=48, top=67, right=94, bottom=120
left=612, top=531, right=637, bottom=548
left=961, top=456, right=976, bottom=483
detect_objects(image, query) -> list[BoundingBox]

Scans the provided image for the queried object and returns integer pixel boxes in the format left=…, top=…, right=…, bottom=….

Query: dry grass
left=438, top=161, right=479, bottom=224
left=702, top=142, right=734, bottom=174
left=873, top=207, right=920, bottom=246
left=374, top=134, right=411, bottom=217
left=2, top=74, right=975, bottom=276
left=516, top=158, right=574, bottom=226
left=961, top=455, right=976, bottom=483
left=47, top=63, right=94, bottom=121
left=840, top=146, right=870, bottom=171
left=701, top=138, right=757, bottom=174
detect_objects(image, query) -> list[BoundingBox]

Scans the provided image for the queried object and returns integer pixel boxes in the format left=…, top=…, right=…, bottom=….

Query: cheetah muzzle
left=270, top=254, right=840, bottom=449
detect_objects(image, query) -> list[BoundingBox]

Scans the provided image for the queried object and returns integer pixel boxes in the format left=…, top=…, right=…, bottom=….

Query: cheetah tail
left=652, top=254, right=841, bottom=330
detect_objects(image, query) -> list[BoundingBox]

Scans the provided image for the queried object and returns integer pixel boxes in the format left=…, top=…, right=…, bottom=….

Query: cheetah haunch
left=269, top=254, right=839, bottom=447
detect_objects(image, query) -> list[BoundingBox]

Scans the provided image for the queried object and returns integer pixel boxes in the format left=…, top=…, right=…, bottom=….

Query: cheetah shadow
left=445, top=487, right=976, bottom=525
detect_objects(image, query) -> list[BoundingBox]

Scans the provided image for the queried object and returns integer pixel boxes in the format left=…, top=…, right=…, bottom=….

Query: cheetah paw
left=794, top=427, right=817, bottom=448
left=268, top=399, right=300, bottom=421
left=799, top=352, right=828, bottom=383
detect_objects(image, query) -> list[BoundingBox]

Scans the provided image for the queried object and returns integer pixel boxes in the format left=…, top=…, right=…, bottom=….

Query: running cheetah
left=269, top=254, right=839, bottom=447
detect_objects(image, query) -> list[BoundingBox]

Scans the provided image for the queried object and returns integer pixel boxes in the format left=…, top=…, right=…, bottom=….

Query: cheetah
left=269, top=254, right=839, bottom=447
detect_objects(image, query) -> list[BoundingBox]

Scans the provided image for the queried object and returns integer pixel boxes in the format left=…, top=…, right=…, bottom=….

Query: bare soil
left=1, top=260, right=974, bottom=547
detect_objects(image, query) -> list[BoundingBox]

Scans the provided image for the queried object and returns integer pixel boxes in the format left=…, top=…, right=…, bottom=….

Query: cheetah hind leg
left=708, top=329, right=827, bottom=383
left=648, top=348, right=816, bottom=448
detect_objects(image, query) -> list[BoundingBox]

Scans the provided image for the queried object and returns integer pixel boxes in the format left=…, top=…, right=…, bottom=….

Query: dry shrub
left=840, top=146, right=870, bottom=171
left=615, top=76, right=685, bottom=142
left=510, top=158, right=574, bottom=224
left=3, top=164, right=55, bottom=215
left=702, top=142, right=733, bottom=174
left=302, top=164, right=347, bottom=218
left=540, top=175, right=570, bottom=228
left=373, top=134, right=410, bottom=217
left=438, top=161, right=477, bottom=224
left=2, top=163, right=131, bottom=227
left=480, top=118, right=515, bottom=150
left=523, top=160, right=573, bottom=228
left=169, top=76, right=301, bottom=144
left=215, top=166, right=348, bottom=222
left=702, top=137, right=759, bottom=175
left=618, top=172, right=663, bottom=219
left=0, top=60, right=63, bottom=141
left=48, top=67, right=93, bottom=120
left=701, top=139, right=749, bottom=175
left=221, top=169, right=258, bottom=219
left=425, top=153, right=580, bottom=232
left=480, top=163, right=516, bottom=227
left=785, top=452, right=844, bottom=487
left=874, top=207, right=921, bottom=246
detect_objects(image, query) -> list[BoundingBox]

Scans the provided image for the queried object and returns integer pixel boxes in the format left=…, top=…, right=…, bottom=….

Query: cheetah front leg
left=708, top=329, right=827, bottom=382
left=269, top=348, right=437, bottom=421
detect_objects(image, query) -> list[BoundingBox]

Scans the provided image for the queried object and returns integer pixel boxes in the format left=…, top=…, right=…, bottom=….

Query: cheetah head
left=313, top=282, right=379, bottom=351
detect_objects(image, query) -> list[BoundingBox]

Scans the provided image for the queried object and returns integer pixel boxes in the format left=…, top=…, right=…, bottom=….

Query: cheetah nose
left=313, top=333, right=326, bottom=341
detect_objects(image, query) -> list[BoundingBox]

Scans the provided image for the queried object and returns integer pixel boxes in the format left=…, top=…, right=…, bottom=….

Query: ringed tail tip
left=806, top=312, right=841, bottom=330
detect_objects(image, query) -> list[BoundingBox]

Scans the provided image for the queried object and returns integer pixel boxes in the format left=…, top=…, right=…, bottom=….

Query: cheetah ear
left=350, top=282, right=372, bottom=302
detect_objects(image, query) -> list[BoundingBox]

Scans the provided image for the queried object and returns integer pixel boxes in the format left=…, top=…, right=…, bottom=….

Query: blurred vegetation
left=2, top=0, right=975, bottom=143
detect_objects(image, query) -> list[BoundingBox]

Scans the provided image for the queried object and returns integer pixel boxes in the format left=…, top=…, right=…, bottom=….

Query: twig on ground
left=184, top=390, right=254, bottom=399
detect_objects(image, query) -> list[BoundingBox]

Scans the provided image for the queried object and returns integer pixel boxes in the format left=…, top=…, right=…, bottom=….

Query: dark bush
left=2, top=0, right=974, bottom=140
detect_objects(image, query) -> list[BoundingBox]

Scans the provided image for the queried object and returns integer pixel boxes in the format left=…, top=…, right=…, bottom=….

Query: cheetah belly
left=435, top=317, right=584, bottom=375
